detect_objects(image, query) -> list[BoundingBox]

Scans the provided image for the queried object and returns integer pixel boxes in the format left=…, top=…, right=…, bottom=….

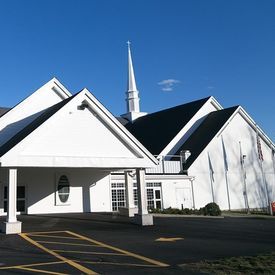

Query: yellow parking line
left=38, top=240, right=100, bottom=247
left=28, top=234, right=81, bottom=240
left=15, top=266, right=68, bottom=275
left=20, top=233, right=98, bottom=275
left=26, top=231, right=68, bottom=235
left=53, top=249, right=126, bottom=256
left=76, top=260, right=159, bottom=268
left=0, top=261, right=63, bottom=270
left=66, top=231, right=169, bottom=267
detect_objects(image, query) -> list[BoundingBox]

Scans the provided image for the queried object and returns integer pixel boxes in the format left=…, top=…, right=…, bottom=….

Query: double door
left=176, top=187, right=192, bottom=209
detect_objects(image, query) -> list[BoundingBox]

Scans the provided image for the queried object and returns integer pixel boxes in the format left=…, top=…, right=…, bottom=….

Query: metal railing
left=146, top=155, right=182, bottom=174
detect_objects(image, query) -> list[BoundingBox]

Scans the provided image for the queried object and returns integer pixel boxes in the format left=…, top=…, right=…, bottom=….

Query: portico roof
left=0, top=84, right=158, bottom=169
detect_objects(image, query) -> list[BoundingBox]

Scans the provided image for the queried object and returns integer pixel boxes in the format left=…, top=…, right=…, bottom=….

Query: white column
left=7, top=169, right=18, bottom=223
left=0, top=169, right=22, bottom=234
left=136, top=168, right=148, bottom=215
left=135, top=168, right=153, bottom=225
left=190, top=177, right=196, bottom=210
left=124, top=170, right=135, bottom=209
left=119, top=170, right=138, bottom=217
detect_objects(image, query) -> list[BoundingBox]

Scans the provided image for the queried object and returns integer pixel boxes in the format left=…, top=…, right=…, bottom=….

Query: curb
left=223, top=214, right=275, bottom=219
left=152, top=214, right=275, bottom=219
left=152, top=214, right=224, bottom=219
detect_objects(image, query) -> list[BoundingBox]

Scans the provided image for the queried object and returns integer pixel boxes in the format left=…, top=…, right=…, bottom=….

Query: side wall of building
left=189, top=112, right=275, bottom=210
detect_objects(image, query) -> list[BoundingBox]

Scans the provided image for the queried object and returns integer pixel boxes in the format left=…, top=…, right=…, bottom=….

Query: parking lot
left=0, top=213, right=275, bottom=274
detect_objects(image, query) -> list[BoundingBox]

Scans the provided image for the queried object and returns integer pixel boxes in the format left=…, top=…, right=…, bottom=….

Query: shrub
left=149, top=208, right=162, bottom=214
left=203, top=202, right=221, bottom=216
left=150, top=207, right=205, bottom=215
left=150, top=204, right=221, bottom=216
left=162, top=207, right=181, bottom=214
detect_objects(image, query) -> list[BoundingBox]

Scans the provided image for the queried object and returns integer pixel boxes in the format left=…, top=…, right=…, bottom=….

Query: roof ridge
left=213, top=105, right=239, bottom=111
left=124, top=96, right=213, bottom=155
left=137, top=96, right=211, bottom=119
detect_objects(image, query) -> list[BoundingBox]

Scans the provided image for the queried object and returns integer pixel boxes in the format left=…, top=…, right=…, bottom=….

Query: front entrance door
left=176, top=188, right=192, bottom=209
left=146, top=183, right=162, bottom=210
left=4, top=186, right=26, bottom=213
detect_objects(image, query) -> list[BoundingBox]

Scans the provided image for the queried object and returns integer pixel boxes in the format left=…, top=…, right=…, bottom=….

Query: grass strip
left=180, top=252, right=275, bottom=274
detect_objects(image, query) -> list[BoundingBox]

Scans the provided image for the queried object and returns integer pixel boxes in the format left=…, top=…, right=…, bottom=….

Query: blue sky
left=0, top=0, right=275, bottom=140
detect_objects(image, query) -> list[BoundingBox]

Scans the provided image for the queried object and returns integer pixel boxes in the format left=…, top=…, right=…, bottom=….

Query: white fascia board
left=238, top=107, right=275, bottom=149
left=0, top=155, right=155, bottom=168
left=216, top=106, right=275, bottom=150
left=215, top=107, right=241, bottom=139
left=80, top=89, right=158, bottom=166
left=50, top=77, right=72, bottom=99
left=158, top=96, right=223, bottom=157
left=209, top=96, right=223, bottom=110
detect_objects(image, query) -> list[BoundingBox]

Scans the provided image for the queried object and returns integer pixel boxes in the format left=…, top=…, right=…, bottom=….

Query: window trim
left=55, top=174, right=71, bottom=206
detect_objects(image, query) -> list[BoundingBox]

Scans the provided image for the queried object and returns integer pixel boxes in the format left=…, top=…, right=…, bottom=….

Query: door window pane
left=155, top=190, right=161, bottom=200
left=156, top=200, right=162, bottom=209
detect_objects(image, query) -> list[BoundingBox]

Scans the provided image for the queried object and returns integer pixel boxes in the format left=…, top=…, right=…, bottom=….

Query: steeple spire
left=126, top=41, right=140, bottom=113
left=121, top=41, right=147, bottom=122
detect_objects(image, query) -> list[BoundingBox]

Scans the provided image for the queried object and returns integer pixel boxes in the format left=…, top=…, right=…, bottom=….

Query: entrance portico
left=0, top=167, right=154, bottom=234
left=0, top=85, right=157, bottom=234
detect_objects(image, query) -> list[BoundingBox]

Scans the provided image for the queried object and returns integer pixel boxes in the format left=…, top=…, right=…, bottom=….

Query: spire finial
left=127, top=40, right=131, bottom=49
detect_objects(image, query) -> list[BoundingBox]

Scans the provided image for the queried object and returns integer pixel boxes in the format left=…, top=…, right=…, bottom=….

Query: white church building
left=0, top=44, right=274, bottom=234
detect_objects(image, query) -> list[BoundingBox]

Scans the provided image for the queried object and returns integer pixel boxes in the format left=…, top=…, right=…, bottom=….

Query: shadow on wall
left=209, top=127, right=274, bottom=211
left=0, top=167, right=109, bottom=215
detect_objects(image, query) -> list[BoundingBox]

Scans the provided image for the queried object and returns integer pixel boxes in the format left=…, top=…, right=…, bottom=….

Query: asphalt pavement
left=0, top=213, right=274, bottom=274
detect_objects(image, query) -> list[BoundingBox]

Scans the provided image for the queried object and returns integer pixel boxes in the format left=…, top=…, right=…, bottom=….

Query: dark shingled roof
left=0, top=95, right=76, bottom=157
left=116, top=116, right=129, bottom=126
left=123, top=97, right=211, bottom=155
left=0, top=107, right=10, bottom=117
left=177, top=106, right=239, bottom=171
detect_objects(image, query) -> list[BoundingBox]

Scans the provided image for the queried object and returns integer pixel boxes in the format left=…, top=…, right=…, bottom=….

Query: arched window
left=57, top=175, right=70, bottom=203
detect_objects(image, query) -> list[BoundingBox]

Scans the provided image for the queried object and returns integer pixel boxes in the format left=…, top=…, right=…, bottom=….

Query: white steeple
left=122, top=41, right=147, bottom=122
left=126, top=41, right=140, bottom=113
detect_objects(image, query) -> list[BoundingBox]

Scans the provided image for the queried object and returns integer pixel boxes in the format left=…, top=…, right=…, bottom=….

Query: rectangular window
left=111, top=184, right=126, bottom=211
left=17, top=186, right=25, bottom=199
left=4, top=186, right=26, bottom=213
left=155, top=190, right=161, bottom=200
left=146, top=182, right=162, bottom=210
left=133, top=188, right=138, bottom=206
left=110, top=181, right=162, bottom=211
left=146, top=189, right=154, bottom=210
